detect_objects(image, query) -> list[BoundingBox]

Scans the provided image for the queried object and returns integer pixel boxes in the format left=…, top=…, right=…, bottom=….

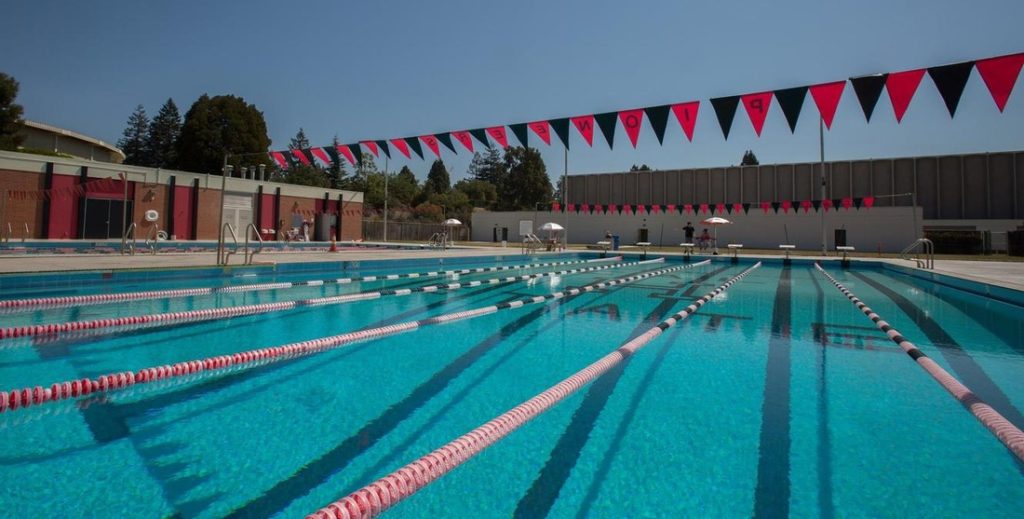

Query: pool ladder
left=427, top=232, right=449, bottom=250
left=899, top=238, right=934, bottom=269
left=218, top=223, right=262, bottom=265
left=143, top=224, right=162, bottom=255
left=121, top=222, right=137, bottom=255
left=521, top=233, right=543, bottom=255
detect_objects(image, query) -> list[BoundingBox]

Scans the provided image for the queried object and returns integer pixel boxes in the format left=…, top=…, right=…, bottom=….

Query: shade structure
left=700, top=216, right=732, bottom=254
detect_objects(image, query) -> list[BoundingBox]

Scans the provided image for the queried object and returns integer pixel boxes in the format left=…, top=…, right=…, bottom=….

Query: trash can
left=612, top=235, right=620, bottom=250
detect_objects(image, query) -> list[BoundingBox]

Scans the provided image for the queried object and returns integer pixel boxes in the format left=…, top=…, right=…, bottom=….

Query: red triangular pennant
left=389, top=139, right=411, bottom=159
left=607, top=203, right=617, bottom=214
left=650, top=204, right=660, bottom=214
left=270, top=151, right=288, bottom=169
left=420, top=135, right=441, bottom=158
left=741, top=92, right=774, bottom=136
left=551, top=202, right=561, bottom=212
left=809, top=81, right=846, bottom=130
left=291, top=149, right=311, bottom=165
left=360, top=141, right=379, bottom=158
left=618, top=109, right=644, bottom=148
left=670, top=101, right=699, bottom=142
left=715, top=203, right=726, bottom=214
left=801, top=200, right=812, bottom=213
left=310, top=148, right=332, bottom=167
left=975, top=53, right=1024, bottom=112
left=667, top=204, right=676, bottom=213
left=623, top=203, right=633, bottom=214
left=841, top=197, right=853, bottom=209
left=732, top=203, right=743, bottom=214
left=528, top=121, right=551, bottom=145
left=885, top=69, right=926, bottom=123
left=822, top=198, right=833, bottom=212
left=781, top=200, right=792, bottom=213
left=451, top=131, right=475, bottom=152
left=486, top=126, right=509, bottom=148
left=567, top=203, right=576, bottom=213
left=863, top=196, right=875, bottom=209
left=761, top=201, right=770, bottom=214
left=699, top=203, right=709, bottom=214
left=337, top=144, right=358, bottom=165
left=582, top=203, right=590, bottom=214
left=684, top=204, right=693, bottom=214
left=571, top=115, right=595, bottom=147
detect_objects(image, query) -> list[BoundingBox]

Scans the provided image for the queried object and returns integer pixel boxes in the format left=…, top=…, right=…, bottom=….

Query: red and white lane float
left=306, top=261, right=760, bottom=519
left=0, top=256, right=619, bottom=312
left=0, top=257, right=640, bottom=341
left=0, top=260, right=711, bottom=414
left=815, top=263, right=1024, bottom=463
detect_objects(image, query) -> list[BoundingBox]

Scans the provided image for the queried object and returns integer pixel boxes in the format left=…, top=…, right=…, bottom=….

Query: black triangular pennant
left=301, top=149, right=317, bottom=165
left=742, top=202, right=751, bottom=214
left=850, top=74, right=888, bottom=122
left=812, top=199, right=822, bottom=212
left=928, top=61, right=974, bottom=117
left=509, top=123, right=529, bottom=147
left=594, top=111, right=618, bottom=148
left=709, top=204, right=717, bottom=215
left=725, top=203, right=734, bottom=214
left=375, top=140, right=391, bottom=159
left=469, top=128, right=491, bottom=148
left=710, top=96, right=740, bottom=139
left=436, top=132, right=458, bottom=154
left=347, top=144, right=363, bottom=167
left=853, top=197, right=863, bottom=209
left=550, top=118, right=571, bottom=149
left=771, top=201, right=781, bottom=213
left=324, top=146, right=340, bottom=165
left=790, top=200, right=801, bottom=213
left=644, top=104, right=671, bottom=144
left=282, top=151, right=297, bottom=168
left=404, top=137, right=424, bottom=159
left=774, top=86, right=808, bottom=133
left=831, top=198, right=843, bottom=208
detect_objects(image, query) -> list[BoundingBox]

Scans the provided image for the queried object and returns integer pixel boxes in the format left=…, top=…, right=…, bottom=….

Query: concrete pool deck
left=1, top=244, right=1022, bottom=294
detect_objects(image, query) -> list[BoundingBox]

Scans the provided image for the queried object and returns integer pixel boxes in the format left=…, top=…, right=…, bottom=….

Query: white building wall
left=472, top=207, right=922, bottom=252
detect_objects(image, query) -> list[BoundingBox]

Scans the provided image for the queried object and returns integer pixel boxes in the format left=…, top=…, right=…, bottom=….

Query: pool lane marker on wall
left=0, top=257, right=619, bottom=312
left=0, top=257, right=644, bottom=340
left=0, top=260, right=711, bottom=413
left=814, top=263, right=1024, bottom=463
left=306, top=262, right=760, bottom=519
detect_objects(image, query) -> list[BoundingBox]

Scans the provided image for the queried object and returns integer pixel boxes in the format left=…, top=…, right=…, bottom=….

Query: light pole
left=563, top=147, right=569, bottom=250
left=819, top=117, right=827, bottom=255
left=383, top=156, right=389, bottom=242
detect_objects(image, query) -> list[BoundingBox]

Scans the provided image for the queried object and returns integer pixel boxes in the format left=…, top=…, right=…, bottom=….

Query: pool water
left=0, top=256, right=1022, bottom=518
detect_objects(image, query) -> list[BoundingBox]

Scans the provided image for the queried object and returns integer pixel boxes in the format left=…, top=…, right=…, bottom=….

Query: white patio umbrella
left=701, top=216, right=732, bottom=254
left=442, top=218, right=462, bottom=226
left=538, top=222, right=564, bottom=242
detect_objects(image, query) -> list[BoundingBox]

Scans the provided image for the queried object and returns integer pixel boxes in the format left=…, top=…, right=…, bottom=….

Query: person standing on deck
left=683, top=222, right=695, bottom=243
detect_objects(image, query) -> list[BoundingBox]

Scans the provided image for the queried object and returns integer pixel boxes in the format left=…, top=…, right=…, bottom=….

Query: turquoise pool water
left=0, top=256, right=1022, bottom=518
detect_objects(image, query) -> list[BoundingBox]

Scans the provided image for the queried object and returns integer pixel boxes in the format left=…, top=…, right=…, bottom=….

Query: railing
left=2, top=223, right=11, bottom=243
left=121, top=222, right=137, bottom=256
left=244, top=223, right=263, bottom=265
left=899, top=238, right=934, bottom=269
left=217, top=223, right=239, bottom=266
left=144, top=224, right=161, bottom=255
left=22, top=223, right=29, bottom=243
left=521, top=233, right=543, bottom=255
left=426, top=232, right=448, bottom=250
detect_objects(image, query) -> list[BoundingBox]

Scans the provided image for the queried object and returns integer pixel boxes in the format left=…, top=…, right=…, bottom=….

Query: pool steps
left=0, top=259, right=711, bottom=413
left=0, top=257, right=640, bottom=340
left=307, top=262, right=761, bottom=519
left=814, top=263, right=1024, bottom=463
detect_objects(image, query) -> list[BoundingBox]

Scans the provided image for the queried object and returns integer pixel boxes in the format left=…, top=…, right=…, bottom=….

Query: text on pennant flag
left=486, top=126, right=509, bottom=148
left=571, top=115, right=595, bottom=147
left=528, top=121, right=552, bottom=145
left=618, top=109, right=644, bottom=148
left=671, top=101, right=700, bottom=142
left=420, top=135, right=442, bottom=158
left=452, top=131, right=475, bottom=152
left=741, top=92, right=774, bottom=136
left=388, top=139, right=411, bottom=159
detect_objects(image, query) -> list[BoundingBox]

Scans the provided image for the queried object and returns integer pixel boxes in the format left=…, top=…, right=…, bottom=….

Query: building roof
left=22, top=119, right=126, bottom=161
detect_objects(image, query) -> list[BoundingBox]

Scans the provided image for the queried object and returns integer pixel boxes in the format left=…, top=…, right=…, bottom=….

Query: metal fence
left=362, top=220, right=470, bottom=242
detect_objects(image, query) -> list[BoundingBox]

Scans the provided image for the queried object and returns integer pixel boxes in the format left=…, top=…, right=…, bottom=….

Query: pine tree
left=327, top=135, right=349, bottom=189
left=424, top=159, right=451, bottom=198
left=145, top=98, right=181, bottom=168
left=500, top=147, right=551, bottom=210
left=468, top=147, right=506, bottom=186
left=0, top=72, right=25, bottom=151
left=741, top=150, right=760, bottom=166
left=390, top=166, right=421, bottom=207
left=289, top=128, right=310, bottom=150
left=118, top=105, right=151, bottom=166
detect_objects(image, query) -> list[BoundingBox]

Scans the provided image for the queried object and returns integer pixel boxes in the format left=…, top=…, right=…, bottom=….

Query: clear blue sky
left=2, top=0, right=1022, bottom=183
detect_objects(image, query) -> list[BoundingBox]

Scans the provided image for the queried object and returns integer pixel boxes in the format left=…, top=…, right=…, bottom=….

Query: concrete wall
left=0, top=150, right=364, bottom=241
left=566, top=151, right=1024, bottom=228
left=471, top=206, right=921, bottom=252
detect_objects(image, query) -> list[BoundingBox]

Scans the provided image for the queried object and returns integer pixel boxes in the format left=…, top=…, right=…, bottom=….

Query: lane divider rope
left=0, top=257, right=640, bottom=341
left=307, top=261, right=760, bottom=519
left=0, top=260, right=711, bottom=413
left=814, top=263, right=1024, bottom=462
left=0, top=256, right=619, bottom=312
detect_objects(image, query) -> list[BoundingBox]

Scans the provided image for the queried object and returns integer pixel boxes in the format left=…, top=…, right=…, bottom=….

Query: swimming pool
left=0, top=254, right=1022, bottom=517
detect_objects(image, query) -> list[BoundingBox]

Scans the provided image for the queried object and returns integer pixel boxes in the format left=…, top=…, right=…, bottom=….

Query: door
left=81, top=198, right=133, bottom=239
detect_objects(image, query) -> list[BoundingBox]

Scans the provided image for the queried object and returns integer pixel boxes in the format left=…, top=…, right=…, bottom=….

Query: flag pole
left=563, top=146, right=568, bottom=249
left=383, top=155, right=389, bottom=242
left=819, top=116, right=827, bottom=255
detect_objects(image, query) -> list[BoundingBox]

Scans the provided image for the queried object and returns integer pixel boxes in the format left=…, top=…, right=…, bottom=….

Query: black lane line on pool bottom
left=753, top=265, right=792, bottom=519
left=512, top=265, right=733, bottom=519
left=851, top=272, right=1024, bottom=432
left=808, top=270, right=835, bottom=519
left=224, top=268, right=648, bottom=519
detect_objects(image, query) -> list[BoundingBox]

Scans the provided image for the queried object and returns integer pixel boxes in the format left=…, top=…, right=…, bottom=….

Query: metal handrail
left=144, top=224, right=161, bottom=255
left=521, top=233, right=543, bottom=255
left=121, top=222, right=137, bottom=256
left=899, top=238, right=934, bottom=269
left=244, top=223, right=263, bottom=265
left=218, top=223, right=239, bottom=265
left=3, top=222, right=11, bottom=243
left=22, top=223, right=29, bottom=242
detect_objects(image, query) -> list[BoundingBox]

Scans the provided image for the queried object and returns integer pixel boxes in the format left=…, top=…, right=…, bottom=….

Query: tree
left=630, top=164, right=652, bottom=171
left=454, top=179, right=497, bottom=208
left=389, top=166, right=421, bottom=207
left=468, top=147, right=507, bottom=186
left=327, top=135, right=349, bottom=189
left=423, top=159, right=451, bottom=198
left=500, top=146, right=551, bottom=210
left=289, top=128, right=310, bottom=150
left=118, top=105, right=151, bottom=166
left=176, top=94, right=272, bottom=174
left=145, top=98, right=181, bottom=168
left=741, top=150, right=759, bottom=166
left=0, top=72, right=25, bottom=151
left=280, top=163, right=329, bottom=187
